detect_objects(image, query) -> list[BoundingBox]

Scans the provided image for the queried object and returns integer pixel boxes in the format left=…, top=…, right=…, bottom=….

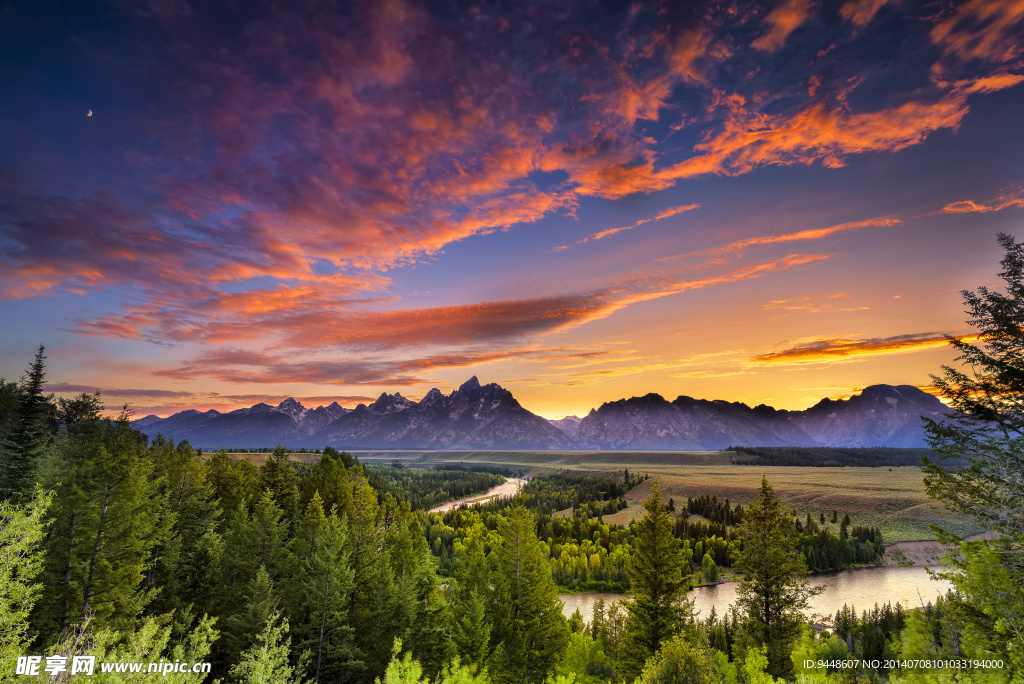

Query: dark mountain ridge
left=571, top=384, right=950, bottom=450
left=134, top=380, right=950, bottom=450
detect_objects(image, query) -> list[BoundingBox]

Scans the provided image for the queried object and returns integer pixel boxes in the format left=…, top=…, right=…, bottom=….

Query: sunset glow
left=1, top=0, right=1022, bottom=420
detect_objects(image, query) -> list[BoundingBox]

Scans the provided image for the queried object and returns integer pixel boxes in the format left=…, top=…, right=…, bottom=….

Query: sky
left=1, top=0, right=1023, bottom=420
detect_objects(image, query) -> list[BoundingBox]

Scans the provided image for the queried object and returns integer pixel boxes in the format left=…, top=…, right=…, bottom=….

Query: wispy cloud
left=940, top=186, right=1024, bottom=214
left=580, top=204, right=700, bottom=243
left=752, top=0, right=815, bottom=51
left=749, top=332, right=975, bottom=365
left=931, top=0, right=1024, bottom=64
left=840, top=0, right=890, bottom=27
left=658, top=217, right=900, bottom=262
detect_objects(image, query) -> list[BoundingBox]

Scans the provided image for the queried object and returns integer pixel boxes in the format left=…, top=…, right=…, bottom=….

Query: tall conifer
left=621, top=479, right=691, bottom=679
left=490, top=504, right=568, bottom=684
left=34, top=413, right=165, bottom=638
left=734, top=476, right=820, bottom=679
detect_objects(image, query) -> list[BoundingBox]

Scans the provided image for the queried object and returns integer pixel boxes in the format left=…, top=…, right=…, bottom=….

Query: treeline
left=423, top=471, right=644, bottom=591
left=425, top=500, right=636, bottom=592
left=362, top=463, right=507, bottom=511
left=729, top=445, right=961, bottom=467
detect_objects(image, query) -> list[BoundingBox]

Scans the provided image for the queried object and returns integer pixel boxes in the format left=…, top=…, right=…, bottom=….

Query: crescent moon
left=87, top=110, right=92, bottom=117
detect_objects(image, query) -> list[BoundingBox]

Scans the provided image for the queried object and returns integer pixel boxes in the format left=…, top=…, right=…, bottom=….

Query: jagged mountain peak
left=458, top=376, right=481, bottom=392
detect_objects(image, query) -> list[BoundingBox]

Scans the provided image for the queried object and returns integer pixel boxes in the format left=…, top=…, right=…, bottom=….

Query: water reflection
left=560, top=566, right=953, bottom=623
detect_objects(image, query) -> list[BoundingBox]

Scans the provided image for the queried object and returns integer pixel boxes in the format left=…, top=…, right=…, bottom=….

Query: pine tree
left=921, top=232, right=1024, bottom=675
left=0, top=345, right=53, bottom=502
left=452, top=533, right=492, bottom=673
left=148, top=437, right=222, bottom=618
left=259, top=446, right=300, bottom=520
left=221, top=565, right=280, bottom=667
left=490, top=504, right=568, bottom=684
left=621, top=479, right=692, bottom=680
left=33, top=413, right=166, bottom=639
left=299, top=451, right=354, bottom=519
left=0, top=489, right=52, bottom=674
left=403, top=554, right=455, bottom=680
left=734, top=476, right=820, bottom=679
left=229, top=610, right=304, bottom=684
left=348, top=477, right=398, bottom=682
left=287, top=493, right=358, bottom=684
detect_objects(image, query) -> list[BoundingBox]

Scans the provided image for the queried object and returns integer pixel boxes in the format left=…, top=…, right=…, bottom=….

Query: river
left=427, top=477, right=529, bottom=513
left=559, top=566, right=953, bottom=623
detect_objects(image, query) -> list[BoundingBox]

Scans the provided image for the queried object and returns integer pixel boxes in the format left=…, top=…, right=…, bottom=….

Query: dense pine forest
left=2, top=236, right=1024, bottom=682
left=730, top=446, right=961, bottom=468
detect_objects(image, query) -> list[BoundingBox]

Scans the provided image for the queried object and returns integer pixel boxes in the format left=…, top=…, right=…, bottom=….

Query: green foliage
left=298, top=451, right=353, bottom=519
left=229, top=611, right=306, bottom=684
left=259, top=446, right=300, bottom=519
left=0, top=489, right=51, bottom=677
left=741, top=646, right=785, bottom=684
left=790, top=626, right=849, bottom=683
left=45, top=612, right=219, bottom=684
left=734, top=476, right=821, bottom=679
left=634, top=634, right=719, bottom=684
left=553, top=632, right=612, bottom=684
left=0, top=346, right=55, bottom=503
left=491, top=504, right=569, bottom=684
left=621, top=479, right=692, bottom=680
left=286, top=493, right=357, bottom=683
left=365, top=464, right=507, bottom=512
left=921, top=232, right=1024, bottom=678
left=34, top=413, right=166, bottom=638
left=732, top=445, right=953, bottom=468
left=700, top=553, right=717, bottom=583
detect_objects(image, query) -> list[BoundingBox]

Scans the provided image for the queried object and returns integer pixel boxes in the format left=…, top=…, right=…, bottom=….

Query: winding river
left=560, top=566, right=953, bottom=623
left=428, top=477, right=529, bottom=513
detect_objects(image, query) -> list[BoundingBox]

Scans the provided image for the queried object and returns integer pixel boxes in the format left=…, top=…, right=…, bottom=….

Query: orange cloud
left=749, top=332, right=978, bottom=365
left=840, top=0, right=889, bottom=26
left=931, top=0, right=1024, bottom=63
left=663, top=89, right=987, bottom=180
left=582, top=203, right=700, bottom=242
left=658, top=217, right=898, bottom=263
left=763, top=291, right=868, bottom=314
left=941, top=186, right=1024, bottom=214
left=752, top=0, right=815, bottom=51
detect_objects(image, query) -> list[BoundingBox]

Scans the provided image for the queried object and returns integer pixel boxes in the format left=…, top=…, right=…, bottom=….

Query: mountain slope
left=133, top=381, right=950, bottom=450
left=574, top=384, right=950, bottom=450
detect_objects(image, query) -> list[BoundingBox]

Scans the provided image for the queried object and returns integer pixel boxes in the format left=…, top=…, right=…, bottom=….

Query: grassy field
left=346, top=451, right=981, bottom=543
left=228, top=449, right=980, bottom=543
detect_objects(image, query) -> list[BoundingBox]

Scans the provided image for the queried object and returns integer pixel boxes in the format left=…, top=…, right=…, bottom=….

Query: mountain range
left=132, top=378, right=951, bottom=450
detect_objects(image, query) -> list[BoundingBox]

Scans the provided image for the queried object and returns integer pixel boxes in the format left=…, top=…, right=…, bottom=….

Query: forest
left=729, top=446, right=962, bottom=468
left=0, top=234, right=1023, bottom=683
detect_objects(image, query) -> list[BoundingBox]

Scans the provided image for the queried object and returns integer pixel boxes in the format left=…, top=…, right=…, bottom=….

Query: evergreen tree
left=0, top=345, right=53, bottom=502
left=490, top=504, right=568, bottom=684
left=734, top=476, right=820, bottom=679
left=634, top=633, right=720, bottom=684
left=209, top=451, right=260, bottom=519
left=219, top=489, right=290, bottom=625
left=148, top=437, right=222, bottom=618
left=287, top=493, right=358, bottom=684
left=0, top=489, right=52, bottom=674
left=403, top=554, right=455, bottom=680
left=452, top=532, right=492, bottom=673
left=299, top=451, right=354, bottom=519
left=348, top=477, right=398, bottom=682
left=621, top=479, right=692, bottom=680
left=259, top=446, right=300, bottom=520
left=229, top=610, right=305, bottom=684
left=221, top=565, right=280, bottom=668
left=921, top=232, right=1024, bottom=675
left=33, top=412, right=166, bottom=639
